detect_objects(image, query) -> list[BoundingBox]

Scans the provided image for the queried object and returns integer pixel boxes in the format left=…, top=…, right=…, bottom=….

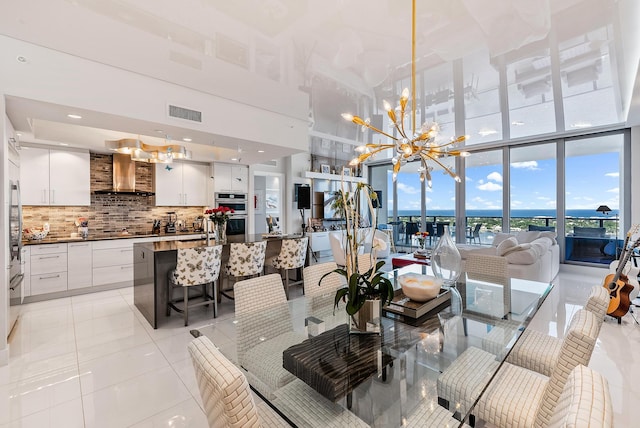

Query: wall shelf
left=304, top=171, right=366, bottom=183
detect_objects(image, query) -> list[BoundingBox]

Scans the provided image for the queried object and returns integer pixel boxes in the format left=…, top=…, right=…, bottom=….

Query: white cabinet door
left=182, top=163, right=209, bottom=206
left=213, top=163, right=232, bottom=192
left=155, top=163, right=184, bottom=206
left=49, top=150, right=90, bottom=206
left=231, top=165, right=248, bottom=192
left=68, top=242, right=93, bottom=289
left=20, top=147, right=50, bottom=205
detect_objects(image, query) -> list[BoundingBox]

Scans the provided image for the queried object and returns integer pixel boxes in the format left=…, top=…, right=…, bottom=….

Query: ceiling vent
left=168, top=104, right=202, bottom=123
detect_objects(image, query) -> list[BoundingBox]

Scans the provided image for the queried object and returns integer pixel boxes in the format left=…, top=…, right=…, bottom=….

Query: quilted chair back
left=227, top=241, right=267, bottom=277
left=465, top=254, right=508, bottom=279
left=234, top=274, right=292, bottom=363
left=585, top=285, right=610, bottom=326
left=303, top=262, right=343, bottom=296
left=547, top=365, right=613, bottom=428
left=534, top=309, right=600, bottom=427
left=188, top=336, right=261, bottom=428
left=274, top=237, right=308, bottom=270
left=173, top=246, right=222, bottom=286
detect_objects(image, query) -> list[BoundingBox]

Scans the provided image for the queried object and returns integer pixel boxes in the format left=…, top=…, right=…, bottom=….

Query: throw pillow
left=539, top=231, right=557, bottom=244
left=503, top=242, right=532, bottom=256
left=492, top=232, right=512, bottom=247
left=497, top=237, right=518, bottom=256
left=515, top=230, right=541, bottom=243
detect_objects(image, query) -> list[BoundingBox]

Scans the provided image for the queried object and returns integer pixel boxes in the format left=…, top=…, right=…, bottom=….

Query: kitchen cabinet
left=92, top=240, right=134, bottom=286
left=20, top=147, right=90, bottom=206
left=21, top=247, right=30, bottom=297
left=155, top=162, right=209, bottom=206
left=30, top=243, right=68, bottom=295
left=67, top=242, right=93, bottom=289
left=213, top=163, right=248, bottom=193
left=308, top=231, right=331, bottom=253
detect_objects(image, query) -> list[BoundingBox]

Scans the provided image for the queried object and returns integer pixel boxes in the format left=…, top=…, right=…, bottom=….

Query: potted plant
left=321, top=182, right=393, bottom=334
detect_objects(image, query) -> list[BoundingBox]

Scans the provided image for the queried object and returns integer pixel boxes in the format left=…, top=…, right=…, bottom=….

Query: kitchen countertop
left=135, top=233, right=305, bottom=252
left=22, top=230, right=206, bottom=245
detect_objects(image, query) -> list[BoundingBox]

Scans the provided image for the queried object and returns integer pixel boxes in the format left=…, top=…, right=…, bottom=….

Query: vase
left=78, top=226, right=89, bottom=239
left=349, top=299, right=381, bottom=334
left=431, top=225, right=461, bottom=286
left=215, top=222, right=227, bottom=244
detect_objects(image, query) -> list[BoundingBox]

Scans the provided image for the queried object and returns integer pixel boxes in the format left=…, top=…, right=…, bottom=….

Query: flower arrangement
left=205, top=206, right=234, bottom=225
left=415, top=231, right=430, bottom=248
left=321, top=182, right=394, bottom=330
left=75, top=217, right=88, bottom=227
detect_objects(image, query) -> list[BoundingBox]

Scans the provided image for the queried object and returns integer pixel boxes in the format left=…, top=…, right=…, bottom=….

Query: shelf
left=304, top=171, right=367, bottom=183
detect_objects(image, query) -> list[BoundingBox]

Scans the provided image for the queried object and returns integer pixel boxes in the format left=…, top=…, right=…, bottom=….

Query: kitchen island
left=133, top=234, right=303, bottom=328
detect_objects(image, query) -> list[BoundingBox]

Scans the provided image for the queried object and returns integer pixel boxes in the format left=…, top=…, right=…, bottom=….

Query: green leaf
left=334, top=287, right=349, bottom=310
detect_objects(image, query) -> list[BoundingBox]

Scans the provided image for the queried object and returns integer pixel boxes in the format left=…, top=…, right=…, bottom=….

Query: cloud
left=511, top=200, right=523, bottom=206
left=477, top=182, right=502, bottom=191
left=511, top=161, right=539, bottom=170
left=536, top=196, right=550, bottom=200
left=487, top=171, right=503, bottom=183
left=396, top=183, right=419, bottom=194
left=607, top=187, right=619, bottom=194
left=473, top=197, right=487, bottom=203
left=465, top=176, right=473, bottom=182
left=604, top=172, right=619, bottom=178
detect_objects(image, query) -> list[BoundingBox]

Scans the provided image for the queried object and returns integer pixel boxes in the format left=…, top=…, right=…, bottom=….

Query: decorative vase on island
left=431, top=225, right=461, bottom=286
left=349, top=299, right=381, bottom=334
left=215, top=222, right=227, bottom=245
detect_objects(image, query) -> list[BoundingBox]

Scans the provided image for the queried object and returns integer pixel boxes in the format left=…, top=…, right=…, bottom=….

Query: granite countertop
left=136, top=233, right=306, bottom=253
left=22, top=230, right=206, bottom=245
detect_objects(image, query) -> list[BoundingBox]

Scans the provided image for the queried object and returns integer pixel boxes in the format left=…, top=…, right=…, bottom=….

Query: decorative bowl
left=399, top=273, right=443, bottom=302
left=23, top=228, right=48, bottom=241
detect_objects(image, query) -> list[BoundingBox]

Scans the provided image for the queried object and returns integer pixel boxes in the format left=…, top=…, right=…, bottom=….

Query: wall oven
left=214, top=193, right=248, bottom=214
left=8, top=142, right=23, bottom=336
left=215, top=193, right=248, bottom=239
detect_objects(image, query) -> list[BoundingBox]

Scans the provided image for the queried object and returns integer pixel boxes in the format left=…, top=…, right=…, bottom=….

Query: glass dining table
left=196, top=264, right=553, bottom=427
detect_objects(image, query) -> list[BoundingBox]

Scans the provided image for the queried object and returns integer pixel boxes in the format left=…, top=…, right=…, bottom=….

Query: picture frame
left=342, top=167, right=351, bottom=176
left=320, top=164, right=331, bottom=174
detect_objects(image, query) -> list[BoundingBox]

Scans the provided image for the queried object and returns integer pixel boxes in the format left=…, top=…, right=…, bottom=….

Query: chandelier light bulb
left=341, top=113, right=354, bottom=121
left=383, top=100, right=392, bottom=112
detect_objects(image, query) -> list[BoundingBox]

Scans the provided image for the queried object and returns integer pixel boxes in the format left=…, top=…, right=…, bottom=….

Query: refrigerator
left=8, top=142, right=23, bottom=336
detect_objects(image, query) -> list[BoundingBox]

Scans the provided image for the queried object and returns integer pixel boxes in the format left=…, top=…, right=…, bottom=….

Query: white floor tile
left=70, top=289, right=124, bottom=305
left=76, top=322, right=152, bottom=364
left=128, top=398, right=208, bottom=428
left=0, top=398, right=84, bottom=428
left=82, top=367, right=191, bottom=428
left=79, top=342, right=169, bottom=395
left=3, top=352, right=77, bottom=386
left=74, top=312, right=145, bottom=351
left=169, top=359, right=202, bottom=408
left=72, top=295, right=131, bottom=323
left=0, top=366, right=81, bottom=424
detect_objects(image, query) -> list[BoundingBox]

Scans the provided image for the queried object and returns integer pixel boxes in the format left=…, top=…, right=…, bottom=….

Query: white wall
left=0, top=36, right=308, bottom=151
left=1, top=106, right=10, bottom=365
left=631, top=126, right=640, bottom=226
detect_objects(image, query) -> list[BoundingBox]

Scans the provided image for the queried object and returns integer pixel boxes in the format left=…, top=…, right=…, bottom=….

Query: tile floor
left=1, top=264, right=638, bottom=427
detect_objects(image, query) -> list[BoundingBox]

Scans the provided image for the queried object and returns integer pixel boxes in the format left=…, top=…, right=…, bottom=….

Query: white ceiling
left=1, top=0, right=639, bottom=164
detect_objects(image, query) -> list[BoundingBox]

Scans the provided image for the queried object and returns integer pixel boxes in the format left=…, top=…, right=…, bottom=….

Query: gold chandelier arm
left=365, top=124, right=399, bottom=141
left=421, top=152, right=459, bottom=179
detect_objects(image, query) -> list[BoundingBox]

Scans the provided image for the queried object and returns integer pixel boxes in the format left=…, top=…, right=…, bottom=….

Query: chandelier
left=343, top=0, right=469, bottom=186
left=105, top=138, right=191, bottom=164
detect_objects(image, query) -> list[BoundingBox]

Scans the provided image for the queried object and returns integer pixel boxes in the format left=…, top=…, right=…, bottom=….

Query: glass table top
left=196, top=264, right=553, bottom=427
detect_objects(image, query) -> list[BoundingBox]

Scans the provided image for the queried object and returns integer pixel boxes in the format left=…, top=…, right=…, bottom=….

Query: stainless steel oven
left=215, top=193, right=248, bottom=239
left=214, top=193, right=248, bottom=215
left=8, top=142, right=23, bottom=336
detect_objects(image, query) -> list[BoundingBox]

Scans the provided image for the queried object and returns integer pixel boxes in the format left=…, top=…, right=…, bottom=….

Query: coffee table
left=392, top=251, right=431, bottom=269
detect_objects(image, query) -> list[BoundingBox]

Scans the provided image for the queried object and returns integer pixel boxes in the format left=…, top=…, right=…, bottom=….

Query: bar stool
left=220, top=241, right=267, bottom=300
left=270, top=237, right=308, bottom=299
left=167, top=245, right=222, bottom=326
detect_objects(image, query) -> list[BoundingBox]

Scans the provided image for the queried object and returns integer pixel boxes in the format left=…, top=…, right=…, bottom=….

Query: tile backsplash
left=22, top=153, right=209, bottom=239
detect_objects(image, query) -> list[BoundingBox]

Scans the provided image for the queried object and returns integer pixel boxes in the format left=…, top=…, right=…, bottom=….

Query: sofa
left=457, top=230, right=560, bottom=282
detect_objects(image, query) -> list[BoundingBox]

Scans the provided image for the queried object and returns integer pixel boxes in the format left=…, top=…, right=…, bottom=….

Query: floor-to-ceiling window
left=464, top=150, right=504, bottom=246
left=510, top=143, right=557, bottom=232
left=564, top=133, right=624, bottom=263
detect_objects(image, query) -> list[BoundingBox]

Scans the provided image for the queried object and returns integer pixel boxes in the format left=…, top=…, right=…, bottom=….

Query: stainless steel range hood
left=93, top=153, right=155, bottom=196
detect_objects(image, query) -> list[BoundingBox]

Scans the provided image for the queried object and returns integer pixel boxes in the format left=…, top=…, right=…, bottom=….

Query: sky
left=387, top=151, right=620, bottom=212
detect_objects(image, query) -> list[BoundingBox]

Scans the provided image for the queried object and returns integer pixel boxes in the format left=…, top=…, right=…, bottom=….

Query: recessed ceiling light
left=15, top=132, right=22, bottom=137
left=154, top=129, right=164, bottom=133
left=571, top=122, right=592, bottom=128
left=59, top=143, right=69, bottom=146
left=230, top=158, right=238, bottom=161
left=511, top=120, right=525, bottom=126
left=182, top=137, right=192, bottom=142
left=478, top=128, right=497, bottom=137
left=16, top=56, right=27, bottom=63
left=258, top=150, right=265, bottom=153
left=67, top=114, right=82, bottom=119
